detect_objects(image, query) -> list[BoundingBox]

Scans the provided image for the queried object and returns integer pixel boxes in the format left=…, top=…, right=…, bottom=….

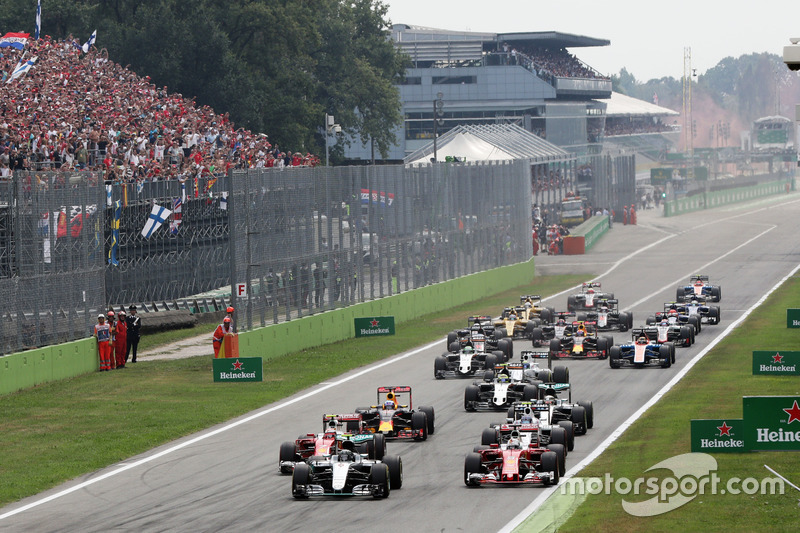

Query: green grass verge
left=0, top=274, right=587, bottom=508
left=534, top=275, right=800, bottom=533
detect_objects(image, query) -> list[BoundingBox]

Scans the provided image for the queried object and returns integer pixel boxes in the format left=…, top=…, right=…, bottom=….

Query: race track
left=2, top=195, right=800, bottom=533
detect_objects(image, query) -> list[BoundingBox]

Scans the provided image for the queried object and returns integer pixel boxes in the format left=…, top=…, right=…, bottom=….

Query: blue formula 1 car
left=608, top=329, right=675, bottom=369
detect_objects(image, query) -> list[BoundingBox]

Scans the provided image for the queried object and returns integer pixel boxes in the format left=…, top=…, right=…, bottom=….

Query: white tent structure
left=404, top=123, right=570, bottom=165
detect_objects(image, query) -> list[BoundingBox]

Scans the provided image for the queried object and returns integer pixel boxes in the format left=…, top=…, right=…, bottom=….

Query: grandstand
left=600, top=92, right=681, bottom=162
left=344, top=24, right=613, bottom=162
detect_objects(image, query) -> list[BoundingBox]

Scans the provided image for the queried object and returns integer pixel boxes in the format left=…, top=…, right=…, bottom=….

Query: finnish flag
left=6, top=56, right=37, bottom=84
left=82, top=29, right=96, bottom=53
left=141, top=203, right=172, bottom=239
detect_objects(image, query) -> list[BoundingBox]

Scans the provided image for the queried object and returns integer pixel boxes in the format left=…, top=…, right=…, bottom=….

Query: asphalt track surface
left=2, top=195, right=800, bottom=533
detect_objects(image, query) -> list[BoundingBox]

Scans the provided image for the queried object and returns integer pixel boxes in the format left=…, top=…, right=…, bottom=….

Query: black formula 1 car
left=355, top=386, right=435, bottom=440
left=548, top=321, right=614, bottom=359
left=464, top=440, right=560, bottom=487
left=279, top=413, right=387, bottom=473
left=291, top=445, right=403, bottom=499
left=446, top=316, right=513, bottom=361
left=646, top=302, right=704, bottom=334
left=608, top=330, right=675, bottom=369
left=531, top=312, right=576, bottom=347
left=679, top=299, right=721, bottom=325
left=576, top=298, right=632, bottom=332
left=566, top=282, right=614, bottom=312
left=434, top=336, right=500, bottom=379
left=676, top=274, right=722, bottom=302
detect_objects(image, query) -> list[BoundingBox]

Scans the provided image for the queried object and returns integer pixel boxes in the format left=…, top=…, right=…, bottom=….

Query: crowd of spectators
left=0, top=35, right=319, bottom=182
left=496, top=43, right=608, bottom=81
left=605, top=119, right=674, bottom=137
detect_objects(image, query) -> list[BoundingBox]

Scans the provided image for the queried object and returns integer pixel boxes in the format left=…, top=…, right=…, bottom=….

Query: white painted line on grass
left=499, top=260, right=800, bottom=533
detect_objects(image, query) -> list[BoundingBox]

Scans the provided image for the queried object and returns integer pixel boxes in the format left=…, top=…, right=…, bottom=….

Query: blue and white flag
left=169, top=197, right=182, bottom=235
left=35, top=0, right=41, bottom=40
left=220, top=192, right=228, bottom=211
left=181, top=182, right=186, bottom=203
left=106, top=184, right=113, bottom=206
left=109, top=201, right=121, bottom=265
left=136, top=180, right=144, bottom=195
left=141, top=203, right=172, bottom=239
left=81, top=29, right=96, bottom=53
left=6, top=56, right=37, bottom=84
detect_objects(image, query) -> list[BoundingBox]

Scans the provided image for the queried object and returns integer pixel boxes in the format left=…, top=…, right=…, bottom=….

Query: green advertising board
left=690, top=419, right=746, bottom=453
left=212, top=357, right=263, bottom=382
left=743, top=396, right=800, bottom=451
left=787, top=308, right=800, bottom=328
left=753, top=351, right=800, bottom=375
left=354, top=316, right=396, bottom=338
left=650, top=168, right=672, bottom=185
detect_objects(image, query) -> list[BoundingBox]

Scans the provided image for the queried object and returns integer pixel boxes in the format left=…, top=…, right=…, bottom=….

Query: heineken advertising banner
left=787, top=308, right=800, bottom=328
left=743, top=396, right=800, bottom=451
left=690, top=419, right=746, bottom=453
left=752, top=351, right=800, bottom=375
left=212, top=357, right=263, bottom=382
left=354, top=316, right=395, bottom=338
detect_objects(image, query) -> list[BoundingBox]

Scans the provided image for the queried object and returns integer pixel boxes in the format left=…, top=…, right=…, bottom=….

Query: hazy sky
left=385, top=0, right=799, bottom=81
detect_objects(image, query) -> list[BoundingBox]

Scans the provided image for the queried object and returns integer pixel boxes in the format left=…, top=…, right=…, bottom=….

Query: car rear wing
left=520, top=295, right=542, bottom=303
left=322, top=413, right=362, bottom=429
left=689, top=275, right=709, bottom=282
left=468, top=315, right=492, bottom=323
left=581, top=282, right=601, bottom=290
left=376, top=385, right=412, bottom=408
left=520, top=349, right=552, bottom=369
left=631, top=327, right=646, bottom=337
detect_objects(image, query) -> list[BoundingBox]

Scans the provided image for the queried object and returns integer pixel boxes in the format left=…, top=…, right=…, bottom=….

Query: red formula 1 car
left=464, top=440, right=560, bottom=487
left=354, top=386, right=435, bottom=441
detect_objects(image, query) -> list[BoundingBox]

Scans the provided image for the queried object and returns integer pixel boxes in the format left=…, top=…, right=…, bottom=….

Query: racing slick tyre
left=709, top=306, right=720, bottom=324
left=447, top=331, right=458, bottom=349
left=494, top=327, right=507, bottom=340
left=522, top=384, right=539, bottom=401
left=412, top=411, right=428, bottom=441
left=553, top=365, right=569, bottom=384
left=540, top=308, right=553, bottom=324
left=483, top=370, right=495, bottom=382
left=596, top=337, right=609, bottom=358
left=367, top=433, right=386, bottom=460
left=576, top=312, right=588, bottom=323
left=679, top=326, right=692, bottom=347
left=628, top=312, right=634, bottom=330
left=419, top=406, right=435, bottom=435
left=465, top=385, right=480, bottom=412
left=577, top=401, right=594, bottom=429
left=383, top=454, right=403, bottom=490
left=604, top=336, right=615, bottom=351
left=646, top=315, right=656, bottom=326
left=449, top=341, right=461, bottom=353
left=676, top=288, right=685, bottom=302
left=434, top=355, right=447, bottom=379
left=279, top=442, right=297, bottom=474
left=549, top=338, right=561, bottom=357
left=497, top=338, right=513, bottom=361
left=711, top=286, right=721, bottom=302
left=571, top=406, right=588, bottom=435
left=464, top=452, right=483, bottom=487
left=527, top=380, right=543, bottom=400
left=567, top=295, right=577, bottom=312
left=537, top=367, right=553, bottom=383
left=609, top=346, right=622, bottom=369
left=547, top=443, right=567, bottom=477
left=659, top=344, right=672, bottom=368
left=507, top=406, right=516, bottom=419
left=481, top=427, right=500, bottom=446
left=550, top=426, right=569, bottom=455
left=291, top=463, right=311, bottom=498
left=540, top=451, right=560, bottom=486
left=557, top=420, right=575, bottom=451
left=369, top=464, right=390, bottom=498
left=531, top=328, right=544, bottom=346
left=524, top=321, right=536, bottom=339
left=667, top=341, right=676, bottom=364
left=606, top=292, right=615, bottom=300
left=689, top=315, right=701, bottom=334
left=484, top=353, right=498, bottom=371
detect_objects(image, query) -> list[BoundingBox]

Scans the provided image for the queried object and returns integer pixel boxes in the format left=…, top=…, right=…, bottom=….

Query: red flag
left=56, top=210, right=67, bottom=238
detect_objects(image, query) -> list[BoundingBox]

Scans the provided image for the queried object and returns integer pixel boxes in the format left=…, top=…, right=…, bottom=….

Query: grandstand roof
left=404, top=124, right=570, bottom=165
left=498, top=31, right=610, bottom=48
left=605, top=92, right=679, bottom=118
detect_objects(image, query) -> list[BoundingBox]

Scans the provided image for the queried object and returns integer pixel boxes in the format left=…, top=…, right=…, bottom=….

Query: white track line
left=499, top=261, right=800, bottom=533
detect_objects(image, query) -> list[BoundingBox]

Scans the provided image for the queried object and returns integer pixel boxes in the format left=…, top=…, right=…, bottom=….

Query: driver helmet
left=520, top=414, right=534, bottom=424
left=337, top=449, right=355, bottom=462
left=668, top=309, right=678, bottom=317
left=637, top=335, right=648, bottom=344
left=586, top=288, right=595, bottom=294
left=383, top=400, right=395, bottom=410
left=508, top=312, right=517, bottom=320
left=544, top=395, right=556, bottom=404
left=497, top=374, right=510, bottom=383
left=660, top=319, right=669, bottom=326
left=557, top=318, right=566, bottom=326
left=463, top=345, right=474, bottom=354
left=690, top=298, right=699, bottom=305
left=507, top=438, right=522, bottom=449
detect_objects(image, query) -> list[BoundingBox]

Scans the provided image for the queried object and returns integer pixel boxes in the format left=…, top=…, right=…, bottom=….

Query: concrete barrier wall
left=664, top=180, right=790, bottom=217
left=562, top=216, right=610, bottom=255
left=2, top=259, right=535, bottom=395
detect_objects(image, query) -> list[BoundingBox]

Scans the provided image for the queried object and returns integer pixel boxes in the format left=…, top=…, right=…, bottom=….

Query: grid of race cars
left=280, top=275, right=721, bottom=497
